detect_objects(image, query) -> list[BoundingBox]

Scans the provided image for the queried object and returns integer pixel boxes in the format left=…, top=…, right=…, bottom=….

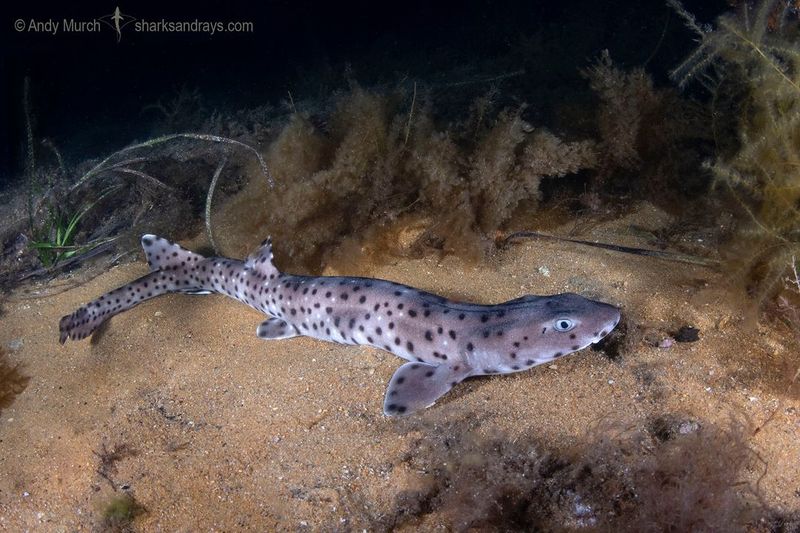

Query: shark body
left=59, top=235, right=621, bottom=415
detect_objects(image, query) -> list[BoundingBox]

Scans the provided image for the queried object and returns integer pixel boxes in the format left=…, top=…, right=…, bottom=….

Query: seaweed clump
left=209, top=48, right=713, bottom=274
left=670, top=0, right=800, bottom=300
left=101, top=493, right=145, bottom=531
left=215, top=85, right=598, bottom=272
left=583, top=50, right=710, bottom=201
left=0, top=346, right=29, bottom=413
left=353, top=417, right=763, bottom=530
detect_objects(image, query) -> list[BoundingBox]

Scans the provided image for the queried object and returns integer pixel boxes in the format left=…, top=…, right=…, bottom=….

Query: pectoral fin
left=384, top=361, right=472, bottom=416
left=256, top=318, right=300, bottom=340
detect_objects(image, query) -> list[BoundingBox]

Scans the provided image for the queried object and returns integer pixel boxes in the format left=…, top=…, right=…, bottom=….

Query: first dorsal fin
left=245, top=236, right=280, bottom=278
left=141, top=234, right=205, bottom=271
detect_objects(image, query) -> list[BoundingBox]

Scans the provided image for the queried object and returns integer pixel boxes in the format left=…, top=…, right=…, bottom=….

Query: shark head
left=521, top=292, right=620, bottom=360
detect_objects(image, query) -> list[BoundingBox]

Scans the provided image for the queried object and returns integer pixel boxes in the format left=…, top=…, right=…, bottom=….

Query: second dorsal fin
left=244, top=236, right=280, bottom=278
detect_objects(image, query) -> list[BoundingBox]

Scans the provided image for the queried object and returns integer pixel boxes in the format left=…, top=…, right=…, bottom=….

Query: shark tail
left=59, top=235, right=207, bottom=344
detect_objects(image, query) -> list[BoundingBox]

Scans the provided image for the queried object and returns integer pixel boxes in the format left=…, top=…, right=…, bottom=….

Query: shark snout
left=591, top=303, right=621, bottom=343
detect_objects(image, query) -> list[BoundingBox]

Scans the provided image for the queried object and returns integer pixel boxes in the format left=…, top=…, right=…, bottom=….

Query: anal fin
left=384, top=361, right=472, bottom=416
left=256, top=318, right=300, bottom=340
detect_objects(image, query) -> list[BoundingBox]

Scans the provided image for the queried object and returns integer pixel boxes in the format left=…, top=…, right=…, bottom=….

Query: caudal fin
left=59, top=270, right=169, bottom=343
left=59, top=235, right=207, bottom=344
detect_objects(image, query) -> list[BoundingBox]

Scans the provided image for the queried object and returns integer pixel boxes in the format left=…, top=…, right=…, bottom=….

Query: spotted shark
left=59, top=235, right=621, bottom=416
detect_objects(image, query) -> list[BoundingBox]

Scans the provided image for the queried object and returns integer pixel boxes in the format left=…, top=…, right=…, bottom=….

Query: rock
left=649, top=415, right=700, bottom=441
left=678, top=420, right=700, bottom=434
left=7, top=339, right=23, bottom=351
left=673, top=326, right=700, bottom=343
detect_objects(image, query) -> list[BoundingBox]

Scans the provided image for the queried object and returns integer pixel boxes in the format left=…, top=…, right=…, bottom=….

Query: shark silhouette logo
left=98, top=7, right=136, bottom=42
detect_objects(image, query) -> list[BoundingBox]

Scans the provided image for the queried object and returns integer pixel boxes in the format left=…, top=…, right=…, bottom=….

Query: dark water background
left=1, top=0, right=727, bottom=184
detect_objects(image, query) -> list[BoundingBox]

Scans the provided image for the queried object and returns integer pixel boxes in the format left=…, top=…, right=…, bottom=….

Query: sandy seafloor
left=1, top=203, right=798, bottom=531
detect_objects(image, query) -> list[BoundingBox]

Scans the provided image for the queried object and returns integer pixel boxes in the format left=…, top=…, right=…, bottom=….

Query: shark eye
left=553, top=318, right=575, bottom=332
